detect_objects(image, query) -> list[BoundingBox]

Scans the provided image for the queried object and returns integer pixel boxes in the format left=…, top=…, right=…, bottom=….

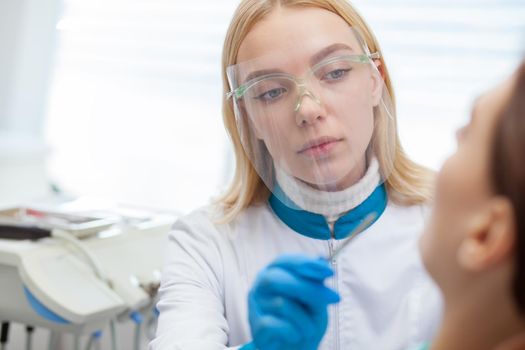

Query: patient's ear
left=457, top=197, right=515, bottom=272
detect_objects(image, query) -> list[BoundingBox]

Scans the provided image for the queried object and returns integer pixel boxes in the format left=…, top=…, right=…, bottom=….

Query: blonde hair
left=217, top=0, right=434, bottom=223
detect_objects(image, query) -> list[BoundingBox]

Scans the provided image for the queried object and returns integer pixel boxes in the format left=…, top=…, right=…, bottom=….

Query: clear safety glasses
left=226, top=52, right=380, bottom=118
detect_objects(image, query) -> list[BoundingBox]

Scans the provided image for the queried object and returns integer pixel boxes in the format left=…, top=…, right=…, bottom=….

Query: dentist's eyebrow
left=244, top=68, right=284, bottom=84
left=242, top=43, right=354, bottom=83
left=309, top=43, right=354, bottom=66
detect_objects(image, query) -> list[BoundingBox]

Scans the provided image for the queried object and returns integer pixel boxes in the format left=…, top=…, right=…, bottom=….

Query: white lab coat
left=150, top=201, right=442, bottom=350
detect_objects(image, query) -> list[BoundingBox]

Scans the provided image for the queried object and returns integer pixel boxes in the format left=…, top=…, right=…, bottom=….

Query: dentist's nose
left=295, top=90, right=324, bottom=126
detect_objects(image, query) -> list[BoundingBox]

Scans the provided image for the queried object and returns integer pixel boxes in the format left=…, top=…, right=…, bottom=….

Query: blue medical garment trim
left=269, top=184, right=387, bottom=240
left=23, top=286, right=70, bottom=324
left=239, top=342, right=256, bottom=350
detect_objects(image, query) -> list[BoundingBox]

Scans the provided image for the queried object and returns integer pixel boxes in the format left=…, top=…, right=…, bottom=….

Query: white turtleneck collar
left=275, top=157, right=381, bottom=219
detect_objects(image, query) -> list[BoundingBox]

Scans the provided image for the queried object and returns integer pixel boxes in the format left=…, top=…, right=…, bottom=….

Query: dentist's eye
left=323, top=68, right=351, bottom=81
left=256, top=87, right=287, bottom=102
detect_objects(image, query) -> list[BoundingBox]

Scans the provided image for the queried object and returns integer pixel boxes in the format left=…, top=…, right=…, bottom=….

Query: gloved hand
left=247, top=254, right=340, bottom=350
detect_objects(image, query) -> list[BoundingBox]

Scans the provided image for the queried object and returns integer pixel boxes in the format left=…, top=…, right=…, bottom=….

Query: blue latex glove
left=247, top=254, right=340, bottom=350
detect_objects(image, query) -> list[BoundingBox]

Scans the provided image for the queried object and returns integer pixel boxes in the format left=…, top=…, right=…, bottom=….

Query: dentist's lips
left=298, top=137, right=342, bottom=157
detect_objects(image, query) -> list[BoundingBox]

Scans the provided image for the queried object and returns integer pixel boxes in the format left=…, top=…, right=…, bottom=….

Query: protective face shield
left=226, top=27, right=394, bottom=209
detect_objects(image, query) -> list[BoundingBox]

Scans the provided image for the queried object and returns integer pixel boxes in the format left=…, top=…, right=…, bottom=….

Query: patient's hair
left=491, top=59, right=525, bottom=313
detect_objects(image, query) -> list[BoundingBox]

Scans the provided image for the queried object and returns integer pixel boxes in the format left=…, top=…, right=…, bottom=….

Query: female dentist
left=150, top=1, right=442, bottom=349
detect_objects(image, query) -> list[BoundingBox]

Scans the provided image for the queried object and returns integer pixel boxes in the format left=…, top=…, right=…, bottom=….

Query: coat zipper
left=328, top=223, right=340, bottom=350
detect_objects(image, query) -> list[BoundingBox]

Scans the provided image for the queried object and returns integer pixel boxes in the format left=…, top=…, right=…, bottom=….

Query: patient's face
left=420, top=78, right=514, bottom=293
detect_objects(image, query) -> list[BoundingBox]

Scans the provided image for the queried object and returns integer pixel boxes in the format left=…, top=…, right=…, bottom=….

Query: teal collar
left=268, top=184, right=387, bottom=240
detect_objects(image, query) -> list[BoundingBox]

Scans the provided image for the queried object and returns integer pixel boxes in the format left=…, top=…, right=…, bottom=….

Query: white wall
left=352, top=0, right=525, bottom=170
left=45, top=1, right=239, bottom=214
left=0, top=0, right=62, bottom=207
left=0, top=0, right=61, bottom=135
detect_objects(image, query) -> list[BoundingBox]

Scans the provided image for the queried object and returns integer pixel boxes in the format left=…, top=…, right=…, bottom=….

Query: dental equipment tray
left=0, top=207, right=119, bottom=239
